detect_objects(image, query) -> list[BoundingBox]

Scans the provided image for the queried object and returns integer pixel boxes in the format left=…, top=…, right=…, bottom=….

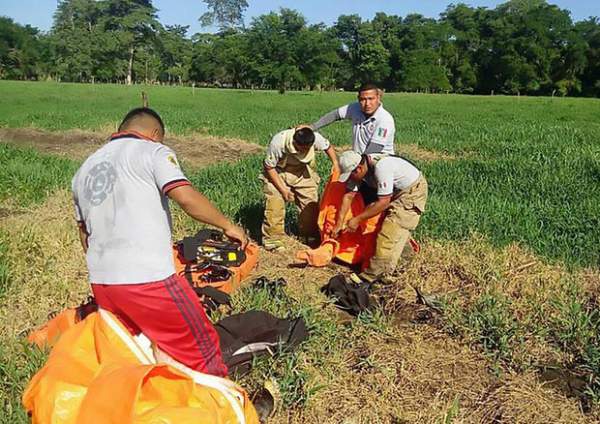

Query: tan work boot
left=263, top=239, right=285, bottom=252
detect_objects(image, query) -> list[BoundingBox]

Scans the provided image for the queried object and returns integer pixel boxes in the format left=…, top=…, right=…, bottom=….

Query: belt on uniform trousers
left=391, top=174, right=424, bottom=201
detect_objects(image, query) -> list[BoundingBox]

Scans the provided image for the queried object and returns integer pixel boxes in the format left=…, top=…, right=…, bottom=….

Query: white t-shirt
left=338, top=103, right=395, bottom=155
left=72, top=133, right=190, bottom=284
left=348, top=155, right=420, bottom=196
left=264, top=129, right=330, bottom=169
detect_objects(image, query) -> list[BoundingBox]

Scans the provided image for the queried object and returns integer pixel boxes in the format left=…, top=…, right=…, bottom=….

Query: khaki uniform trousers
left=261, top=165, right=320, bottom=242
left=362, top=175, right=428, bottom=281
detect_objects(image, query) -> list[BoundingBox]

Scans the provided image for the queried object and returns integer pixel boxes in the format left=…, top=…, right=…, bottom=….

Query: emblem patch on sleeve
left=377, top=128, right=388, bottom=138
left=167, top=154, right=179, bottom=167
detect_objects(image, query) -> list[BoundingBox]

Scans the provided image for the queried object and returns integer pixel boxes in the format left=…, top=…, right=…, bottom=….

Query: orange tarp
left=23, top=309, right=258, bottom=424
left=27, top=307, right=79, bottom=349
left=297, top=172, right=383, bottom=270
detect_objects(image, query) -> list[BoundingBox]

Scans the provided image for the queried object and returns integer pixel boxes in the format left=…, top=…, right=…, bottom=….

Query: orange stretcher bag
left=297, top=171, right=419, bottom=270
left=317, top=176, right=382, bottom=268
left=23, top=309, right=258, bottom=424
left=295, top=171, right=382, bottom=270
left=173, top=230, right=258, bottom=294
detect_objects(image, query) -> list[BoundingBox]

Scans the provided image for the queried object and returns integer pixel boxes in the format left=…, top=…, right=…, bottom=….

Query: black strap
left=194, top=286, right=232, bottom=307
left=390, top=154, right=418, bottom=168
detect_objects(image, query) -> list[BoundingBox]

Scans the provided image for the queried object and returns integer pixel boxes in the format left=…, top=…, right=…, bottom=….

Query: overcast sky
left=1, top=0, right=598, bottom=35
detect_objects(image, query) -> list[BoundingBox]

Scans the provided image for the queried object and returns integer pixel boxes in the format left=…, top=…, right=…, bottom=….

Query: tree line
left=1, top=0, right=599, bottom=96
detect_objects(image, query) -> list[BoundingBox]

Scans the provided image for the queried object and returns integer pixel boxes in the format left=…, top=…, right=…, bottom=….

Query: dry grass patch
left=470, top=371, right=590, bottom=423
left=2, top=196, right=599, bottom=423
left=0, top=190, right=89, bottom=339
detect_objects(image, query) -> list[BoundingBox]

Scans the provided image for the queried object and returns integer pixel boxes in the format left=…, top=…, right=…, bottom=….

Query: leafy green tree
left=474, top=0, right=580, bottom=95
left=334, top=14, right=391, bottom=88
left=50, top=0, right=102, bottom=82
left=158, top=25, right=192, bottom=84
left=295, top=25, right=341, bottom=90
left=102, top=0, right=160, bottom=85
left=190, top=33, right=218, bottom=83
left=577, top=18, right=600, bottom=96
left=441, top=4, right=483, bottom=92
left=246, top=9, right=307, bottom=92
left=0, top=17, right=44, bottom=80
left=200, top=0, right=248, bottom=30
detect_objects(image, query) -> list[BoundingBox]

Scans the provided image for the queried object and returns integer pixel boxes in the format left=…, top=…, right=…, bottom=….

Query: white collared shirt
left=72, top=135, right=189, bottom=284
left=338, top=102, right=395, bottom=155
left=347, top=155, right=420, bottom=196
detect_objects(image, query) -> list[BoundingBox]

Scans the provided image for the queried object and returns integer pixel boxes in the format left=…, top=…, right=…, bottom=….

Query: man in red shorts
left=71, top=107, right=247, bottom=377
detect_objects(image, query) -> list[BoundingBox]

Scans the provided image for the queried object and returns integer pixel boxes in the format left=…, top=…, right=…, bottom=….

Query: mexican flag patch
left=377, top=128, right=388, bottom=138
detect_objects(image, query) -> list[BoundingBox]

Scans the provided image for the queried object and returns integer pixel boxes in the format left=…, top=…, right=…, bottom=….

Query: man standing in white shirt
left=310, top=82, right=396, bottom=155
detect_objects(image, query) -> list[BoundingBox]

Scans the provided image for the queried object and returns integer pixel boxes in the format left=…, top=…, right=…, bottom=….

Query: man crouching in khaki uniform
left=332, top=151, right=428, bottom=283
left=262, top=127, right=339, bottom=251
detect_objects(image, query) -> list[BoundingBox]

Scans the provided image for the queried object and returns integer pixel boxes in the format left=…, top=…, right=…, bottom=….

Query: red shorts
left=92, top=274, right=227, bottom=377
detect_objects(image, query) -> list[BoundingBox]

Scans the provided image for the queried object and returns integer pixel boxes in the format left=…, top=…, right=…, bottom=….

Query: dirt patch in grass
left=1, top=193, right=598, bottom=423
left=0, top=127, right=264, bottom=169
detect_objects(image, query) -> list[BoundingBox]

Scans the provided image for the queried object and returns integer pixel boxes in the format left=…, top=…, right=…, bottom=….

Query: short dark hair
left=293, top=127, right=315, bottom=146
left=118, top=107, right=165, bottom=134
left=358, top=82, right=380, bottom=94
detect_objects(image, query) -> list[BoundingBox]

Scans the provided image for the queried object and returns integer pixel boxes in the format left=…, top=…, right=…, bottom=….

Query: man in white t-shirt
left=310, top=82, right=396, bottom=155
left=332, top=151, right=428, bottom=283
left=72, top=107, right=247, bottom=377
left=262, top=127, right=339, bottom=251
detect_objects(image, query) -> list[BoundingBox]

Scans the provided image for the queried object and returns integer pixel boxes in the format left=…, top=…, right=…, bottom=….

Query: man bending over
left=71, top=107, right=247, bottom=376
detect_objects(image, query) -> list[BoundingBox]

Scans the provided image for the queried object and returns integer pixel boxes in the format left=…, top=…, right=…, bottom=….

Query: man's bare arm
left=355, top=196, right=391, bottom=222
left=324, top=146, right=340, bottom=175
left=332, top=191, right=355, bottom=237
left=77, top=222, right=88, bottom=253
left=168, top=185, right=248, bottom=248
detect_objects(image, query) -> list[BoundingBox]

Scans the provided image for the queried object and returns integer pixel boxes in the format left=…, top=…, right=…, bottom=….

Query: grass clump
left=0, top=342, right=47, bottom=424
left=466, top=293, right=520, bottom=364
left=0, top=230, right=12, bottom=301
left=0, top=144, right=80, bottom=207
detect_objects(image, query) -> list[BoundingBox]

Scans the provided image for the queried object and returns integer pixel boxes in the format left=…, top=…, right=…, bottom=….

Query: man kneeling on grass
left=332, top=151, right=428, bottom=283
left=72, top=107, right=248, bottom=376
left=262, top=127, right=339, bottom=251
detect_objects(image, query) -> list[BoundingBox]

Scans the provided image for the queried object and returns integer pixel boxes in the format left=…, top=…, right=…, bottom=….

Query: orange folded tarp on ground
left=23, top=309, right=258, bottom=424
left=296, top=172, right=383, bottom=270
left=319, top=176, right=382, bottom=269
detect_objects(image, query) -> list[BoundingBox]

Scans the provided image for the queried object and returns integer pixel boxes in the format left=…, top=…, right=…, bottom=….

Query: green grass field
left=1, top=81, right=600, bottom=422
left=1, top=81, right=599, bottom=266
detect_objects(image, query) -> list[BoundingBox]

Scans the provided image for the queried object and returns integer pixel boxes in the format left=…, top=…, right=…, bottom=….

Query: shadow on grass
left=235, top=202, right=301, bottom=245
left=236, top=203, right=264, bottom=243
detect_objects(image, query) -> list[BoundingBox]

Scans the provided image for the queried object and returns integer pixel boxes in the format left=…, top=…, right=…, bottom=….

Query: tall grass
left=2, top=82, right=599, bottom=266
left=0, top=144, right=80, bottom=207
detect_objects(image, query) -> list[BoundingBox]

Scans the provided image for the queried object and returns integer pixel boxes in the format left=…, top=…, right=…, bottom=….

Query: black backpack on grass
left=321, top=274, right=372, bottom=316
left=215, top=310, right=308, bottom=376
